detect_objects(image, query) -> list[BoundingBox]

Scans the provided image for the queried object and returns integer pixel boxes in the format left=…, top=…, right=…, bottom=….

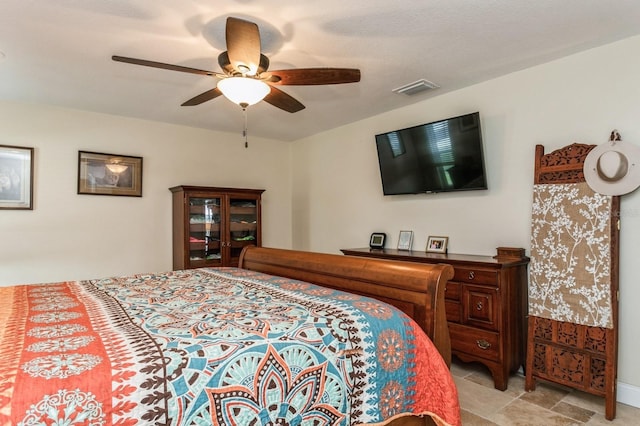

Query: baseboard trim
left=618, top=382, right=640, bottom=408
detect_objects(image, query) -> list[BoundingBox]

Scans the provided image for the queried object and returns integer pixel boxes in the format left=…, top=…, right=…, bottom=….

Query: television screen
left=375, top=112, right=487, bottom=195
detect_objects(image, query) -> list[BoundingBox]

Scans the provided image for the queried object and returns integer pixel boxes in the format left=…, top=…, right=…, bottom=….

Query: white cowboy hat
left=584, top=131, right=640, bottom=196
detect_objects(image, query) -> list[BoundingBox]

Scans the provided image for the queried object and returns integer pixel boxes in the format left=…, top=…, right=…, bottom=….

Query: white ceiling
left=2, top=1, right=640, bottom=142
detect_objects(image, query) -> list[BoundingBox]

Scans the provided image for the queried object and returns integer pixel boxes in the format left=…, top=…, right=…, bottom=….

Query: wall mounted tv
left=375, top=112, right=487, bottom=195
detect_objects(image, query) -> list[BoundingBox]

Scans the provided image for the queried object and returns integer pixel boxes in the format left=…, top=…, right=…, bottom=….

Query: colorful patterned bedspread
left=0, top=267, right=460, bottom=426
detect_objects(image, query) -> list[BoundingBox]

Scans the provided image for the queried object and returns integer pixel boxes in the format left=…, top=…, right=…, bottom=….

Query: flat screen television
left=375, top=112, right=487, bottom=195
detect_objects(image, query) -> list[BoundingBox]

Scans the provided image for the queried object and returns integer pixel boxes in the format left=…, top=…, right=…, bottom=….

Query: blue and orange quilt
left=0, top=267, right=460, bottom=425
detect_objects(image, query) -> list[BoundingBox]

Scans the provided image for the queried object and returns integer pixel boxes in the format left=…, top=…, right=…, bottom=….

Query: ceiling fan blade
left=181, top=88, right=223, bottom=106
left=263, top=86, right=305, bottom=113
left=263, top=68, right=361, bottom=85
left=225, top=17, right=261, bottom=75
left=112, top=55, right=221, bottom=77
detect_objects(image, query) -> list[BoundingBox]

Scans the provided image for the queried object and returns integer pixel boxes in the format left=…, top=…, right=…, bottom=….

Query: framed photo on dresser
left=426, top=236, right=448, bottom=253
left=369, top=232, right=386, bottom=249
left=397, top=230, right=413, bottom=251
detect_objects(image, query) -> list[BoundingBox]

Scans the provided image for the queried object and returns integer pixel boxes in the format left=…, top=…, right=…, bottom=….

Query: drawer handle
left=476, top=301, right=483, bottom=311
left=468, top=271, right=475, bottom=280
left=476, top=339, right=491, bottom=350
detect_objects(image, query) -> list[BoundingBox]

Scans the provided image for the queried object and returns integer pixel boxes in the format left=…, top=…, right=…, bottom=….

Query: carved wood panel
left=526, top=143, right=619, bottom=421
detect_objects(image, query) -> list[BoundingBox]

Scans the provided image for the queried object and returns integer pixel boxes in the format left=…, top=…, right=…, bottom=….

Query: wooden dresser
left=341, top=247, right=529, bottom=390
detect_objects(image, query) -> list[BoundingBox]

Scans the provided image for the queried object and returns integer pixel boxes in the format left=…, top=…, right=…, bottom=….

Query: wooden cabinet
left=170, top=186, right=264, bottom=269
left=341, top=247, right=529, bottom=390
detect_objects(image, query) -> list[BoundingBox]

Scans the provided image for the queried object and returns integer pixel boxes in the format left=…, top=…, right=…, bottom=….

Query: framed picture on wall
left=0, top=144, right=34, bottom=210
left=397, top=230, right=413, bottom=251
left=78, top=151, right=143, bottom=197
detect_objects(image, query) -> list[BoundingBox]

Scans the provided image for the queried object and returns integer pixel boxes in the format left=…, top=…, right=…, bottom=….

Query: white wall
left=0, top=102, right=292, bottom=285
left=291, top=35, right=640, bottom=403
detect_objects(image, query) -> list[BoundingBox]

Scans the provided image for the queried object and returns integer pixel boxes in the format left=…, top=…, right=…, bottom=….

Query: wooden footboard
left=238, top=246, right=454, bottom=366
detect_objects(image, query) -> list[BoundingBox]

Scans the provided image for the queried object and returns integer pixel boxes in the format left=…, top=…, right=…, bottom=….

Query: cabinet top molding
left=170, top=185, right=265, bottom=194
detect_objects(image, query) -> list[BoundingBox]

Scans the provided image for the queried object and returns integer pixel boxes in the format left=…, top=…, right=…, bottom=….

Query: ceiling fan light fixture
left=217, top=77, right=270, bottom=107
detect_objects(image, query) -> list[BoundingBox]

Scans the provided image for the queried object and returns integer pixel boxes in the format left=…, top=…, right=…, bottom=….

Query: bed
left=0, top=246, right=461, bottom=426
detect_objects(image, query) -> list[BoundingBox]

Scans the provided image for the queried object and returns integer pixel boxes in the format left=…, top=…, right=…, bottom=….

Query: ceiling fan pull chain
left=243, top=107, right=249, bottom=148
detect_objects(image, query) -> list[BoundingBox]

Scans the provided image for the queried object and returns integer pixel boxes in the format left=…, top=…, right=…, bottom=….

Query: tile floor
left=451, top=358, right=640, bottom=425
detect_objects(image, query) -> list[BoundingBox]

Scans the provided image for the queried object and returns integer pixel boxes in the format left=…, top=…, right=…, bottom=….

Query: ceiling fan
left=112, top=17, right=361, bottom=113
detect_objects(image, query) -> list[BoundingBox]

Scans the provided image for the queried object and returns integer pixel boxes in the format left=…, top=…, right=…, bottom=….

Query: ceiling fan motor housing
left=218, top=51, right=270, bottom=77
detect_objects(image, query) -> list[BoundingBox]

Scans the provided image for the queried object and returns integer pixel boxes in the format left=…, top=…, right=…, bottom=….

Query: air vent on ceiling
left=392, top=79, right=440, bottom=96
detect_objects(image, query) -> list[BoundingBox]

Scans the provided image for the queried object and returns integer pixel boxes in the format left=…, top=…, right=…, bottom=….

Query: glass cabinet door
left=228, top=197, right=259, bottom=263
left=171, top=186, right=264, bottom=270
left=188, top=196, right=222, bottom=267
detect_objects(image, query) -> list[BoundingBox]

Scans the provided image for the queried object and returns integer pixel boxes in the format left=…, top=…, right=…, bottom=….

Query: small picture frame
left=397, top=230, right=413, bottom=251
left=369, top=232, right=386, bottom=249
left=426, top=236, right=448, bottom=254
left=0, top=144, right=34, bottom=210
left=78, top=151, right=143, bottom=197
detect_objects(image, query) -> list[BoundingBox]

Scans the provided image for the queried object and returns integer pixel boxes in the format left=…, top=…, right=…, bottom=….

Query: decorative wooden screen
left=525, top=143, right=620, bottom=420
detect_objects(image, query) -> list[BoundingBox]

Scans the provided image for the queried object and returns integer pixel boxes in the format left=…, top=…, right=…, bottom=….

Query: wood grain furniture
left=341, top=246, right=529, bottom=390
left=240, top=246, right=455, bottom=366
left=170, top=185, right=264, bottom=269
left=524, top=143, right=620, bottom=420
left=1, top=248, right=460, bottom=426
left=239, top=246, right=457, bottom=426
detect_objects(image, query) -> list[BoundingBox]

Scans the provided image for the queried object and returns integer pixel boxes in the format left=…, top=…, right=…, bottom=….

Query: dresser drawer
left=453, top=267, right=498, bottom=286
left=450, top=323, right=500, bottom=362
left=463, top=285, right=498, bottom=330
left=444, top=281, right=461, bottom=301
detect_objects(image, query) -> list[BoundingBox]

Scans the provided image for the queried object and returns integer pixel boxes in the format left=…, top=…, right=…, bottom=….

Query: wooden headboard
left=238, top=246, right=454, bottom=366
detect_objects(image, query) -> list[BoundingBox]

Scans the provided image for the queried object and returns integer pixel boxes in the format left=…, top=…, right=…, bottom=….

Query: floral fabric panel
left=529, top=182, right=613, bottom=328
left=0, top=267, right=461, bottom=426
